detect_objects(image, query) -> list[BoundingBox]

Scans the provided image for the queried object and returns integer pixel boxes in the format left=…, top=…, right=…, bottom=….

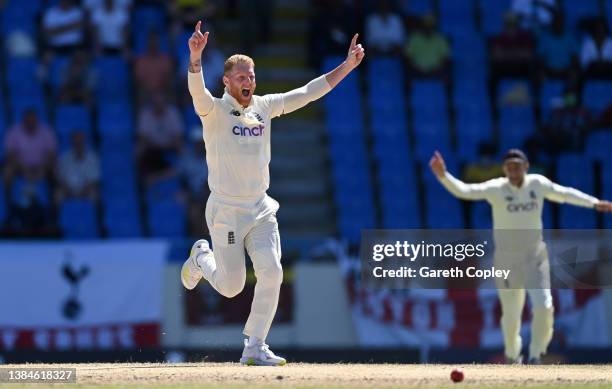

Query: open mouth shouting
left=241, top=88, right=251, bottom=97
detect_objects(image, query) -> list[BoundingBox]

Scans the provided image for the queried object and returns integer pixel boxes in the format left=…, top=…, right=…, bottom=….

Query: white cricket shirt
left=188, top=70, right=331, bottom=201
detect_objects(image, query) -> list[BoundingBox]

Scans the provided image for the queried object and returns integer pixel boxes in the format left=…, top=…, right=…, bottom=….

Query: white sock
left=247, top=336, right=264, bottom=347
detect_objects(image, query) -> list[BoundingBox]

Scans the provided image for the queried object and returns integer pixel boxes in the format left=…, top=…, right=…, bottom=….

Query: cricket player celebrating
left=181, top=20, right=365, bottom=366
left=430, top=149, right=612, bottom=363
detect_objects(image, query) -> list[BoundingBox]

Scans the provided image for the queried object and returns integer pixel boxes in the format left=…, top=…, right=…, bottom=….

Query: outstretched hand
left=189, top=20, right=209, bottom=55
left=595, top=200, right=612, bottom=212
left=429, top=151, right=447, bottom=178
left=346, top=33, right=365, bottom=69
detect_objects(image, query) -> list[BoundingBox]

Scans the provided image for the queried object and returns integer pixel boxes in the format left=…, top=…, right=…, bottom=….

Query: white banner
left=0, top=240, right=168, bottom=350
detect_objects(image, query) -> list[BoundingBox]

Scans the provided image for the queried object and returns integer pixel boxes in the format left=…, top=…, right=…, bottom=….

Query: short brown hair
left=224, top=54, right=255, bottom=75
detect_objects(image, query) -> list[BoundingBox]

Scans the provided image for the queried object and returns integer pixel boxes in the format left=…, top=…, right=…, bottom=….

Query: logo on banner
left=61, top=256, right=90, bottom=321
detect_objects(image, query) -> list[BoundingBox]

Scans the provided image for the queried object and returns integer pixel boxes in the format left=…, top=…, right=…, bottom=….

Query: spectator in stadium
left=137, top=93, right=184, bottom=184
left=490, top=13, right=535, bottom=78
left=308, top=0, right=358, bottom=69
left=177, top=129, right=209, bottom=237
left=42, top=0, right=86, bottom=57
left=3, top=109, right=58, bottom=186
left=4, top=176, right=56, bottom=238
left=580, top=19, right=612, bottom=76
left=90, top=0, right=130, bottom=56
left=462, top=143, right=503, bottom=183
left=57, top=50, right=95, bottom=104
left=134, top=31, right=174, bottom=101
left=511, top=0, right=557, bottom=30
left=237, top=0, right=275, bottom=52
left=365, top=0, right=405, bottom=56
left=83, top=0, right=132, bottom=13
left=55, top=131, right=100, bottom=204
left=536, top=13, right=578, bottom=78
left=403, top=14, right=450, bottom=78
left=532, top=87, right=591, bottom=154
left=170, top=0, right=218, bottom=33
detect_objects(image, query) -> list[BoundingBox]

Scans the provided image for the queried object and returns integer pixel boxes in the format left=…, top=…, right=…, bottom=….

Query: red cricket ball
left=450, top=368, right=464, bottom=383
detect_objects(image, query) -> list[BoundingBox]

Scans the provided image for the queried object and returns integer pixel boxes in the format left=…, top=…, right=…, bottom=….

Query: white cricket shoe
left=240, top=340, right=287, bottom=366
left=180, top=239, right=211, bottom=290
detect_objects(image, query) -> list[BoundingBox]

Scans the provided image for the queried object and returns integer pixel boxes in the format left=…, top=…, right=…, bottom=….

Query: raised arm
left=187, top=21, right=215, bottom=117
left=429, top=151, right=493, bottom=201
left=273, top=33, right=365, bottom=116
left=539, top=175, right=612, bottom=212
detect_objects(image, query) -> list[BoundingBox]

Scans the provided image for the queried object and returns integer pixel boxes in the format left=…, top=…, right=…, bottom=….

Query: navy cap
left=503, top=149, right=528, bottom=163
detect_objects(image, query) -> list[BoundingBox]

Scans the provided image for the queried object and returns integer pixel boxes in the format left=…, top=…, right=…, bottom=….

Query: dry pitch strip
left=1, top=363, right=611, bottom=388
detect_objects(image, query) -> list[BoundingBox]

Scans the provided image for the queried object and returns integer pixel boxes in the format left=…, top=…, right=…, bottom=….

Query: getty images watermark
left=360, top=230, right=612, bottom=289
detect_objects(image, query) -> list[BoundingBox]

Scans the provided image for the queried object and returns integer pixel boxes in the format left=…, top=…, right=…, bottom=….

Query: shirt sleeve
left=438, top=171, right=497, bottom=201
left=188, top=70, right=215, bottom=117
left=537, top=175, right=598, bottom=208
left=264, top=74, right=332, bottom=118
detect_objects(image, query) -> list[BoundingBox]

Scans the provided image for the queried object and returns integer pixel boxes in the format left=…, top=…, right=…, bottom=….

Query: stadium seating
left=423, top=174, right=464, bottom=228
left=479, top=0, right=511, bottom=36
left=585, top=131, right=612, bottom=162
left=54, top=104, right=93, bottom=150
left=562, top=0, right=601, bottom=32
left=582, top=81, right=612, bottom=115
left=539, top=80, right=564, bottom=121
left=103, top=196, right=143, bottom=238
left=438, top=0, right=476, bottom=37
left=147, top=199, right=186, bottom=238
left=556, top=153, right=596, bottom=228
left=59, top=199, right=99, bottom=239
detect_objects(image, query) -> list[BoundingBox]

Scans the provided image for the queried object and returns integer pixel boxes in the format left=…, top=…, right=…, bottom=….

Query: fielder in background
left=429, top=149, right=612, bottom=364
left=181, top=20, right=365, bottom=366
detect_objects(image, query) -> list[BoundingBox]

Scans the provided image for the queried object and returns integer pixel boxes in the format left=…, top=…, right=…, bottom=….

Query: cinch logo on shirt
left=507, top=201, right=539, bottom=212
left=232, top=125, right=265, bottom=136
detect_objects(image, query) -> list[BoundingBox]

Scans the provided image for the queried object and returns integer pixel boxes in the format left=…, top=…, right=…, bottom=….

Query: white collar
left=222, top=91, right=253, bottom=111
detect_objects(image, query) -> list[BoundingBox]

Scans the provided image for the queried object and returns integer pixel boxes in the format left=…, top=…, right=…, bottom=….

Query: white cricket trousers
left=495, top=241, right=554, bottom=360
left=201, top=193, right=282, bottom=340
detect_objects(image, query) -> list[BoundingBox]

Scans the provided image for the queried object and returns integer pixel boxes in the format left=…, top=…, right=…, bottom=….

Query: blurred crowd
left=0, top=0, right=244, bottom=237
left=309, top=0, right=612, bottom=180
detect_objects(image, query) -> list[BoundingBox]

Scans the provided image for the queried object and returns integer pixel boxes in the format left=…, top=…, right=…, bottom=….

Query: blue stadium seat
left=6, top=57, right=39, bottom=87
left=103, top=196, right=143, bottom=238
left=423, top=175, right=464, bottom=228
left=0, top=180, right=5, bottom=226
left=539, top=80, right=564, bottom=121
left=59, top=199, right=99, bottom=239
left=9, top=82, right=47, bottom=123
left=455, top=104, right=493, bottom=161
left=439, top=0, right=476, bottom=36
left=563, top=0, right=601, bottom=32
left=94, top=56, right=131, bottom=102
left=498, top=106, right=535, bottom=151
left=470, top=201, right=492, bottom=229
left=585, top=131, right=612, bottom=162
left=556, top=154, right=596, bottom=228
left=414, top=122, right=452, bottom=161
left=411, top=79, right=447, bottom=108
left=401, top=0, right=434, bottom=16
left=479, top=0, right=512, bottom=36
left=146, top=176, right=182, bottom=204
left=607, top=0, right=612, bottom=32
left=583, top=81, right=612, bottom=115
left=1, top=2, right=39, bottom=36
left=54, top=104, right=92, bottom=150
left=97, top=102, right=133, bottom=138
left=47, top=56, right=71, bottom=94
left=148, top=199, right=186, bottom=238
